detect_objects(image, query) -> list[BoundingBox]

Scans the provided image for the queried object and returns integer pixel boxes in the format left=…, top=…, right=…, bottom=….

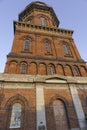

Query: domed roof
left=28, top=1, right=47, bottom=6
left=25, top=1, right=47, bottom=10
left=19, top=1, right=60, bottom=27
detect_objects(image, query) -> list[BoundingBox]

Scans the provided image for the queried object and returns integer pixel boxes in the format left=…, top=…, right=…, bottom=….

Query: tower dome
left=27, top=1, right=47, bottom=6
left=19, top=1, right=59, bottom=27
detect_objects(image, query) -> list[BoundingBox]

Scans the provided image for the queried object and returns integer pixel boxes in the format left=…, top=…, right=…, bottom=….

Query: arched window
left=63, top=44, right=69, bottom=55
left=45, top=41, right=50, bottom=53
left=10, top=103, right=22, bottom=128
left=53, top=100, right=69, bottom=130
left=40, top=17, right=46, bottom=26
left=24, top=39, right=30, bottom=51
left=49, top=66, right=54, bottom=75
left=21, top=63, right=27, bottom=73
left=73, top=66, right=80, bottom=76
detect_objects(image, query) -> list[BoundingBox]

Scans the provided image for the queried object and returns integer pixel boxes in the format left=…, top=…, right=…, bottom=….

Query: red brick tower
left=4, top=1, right=87, bottom=77
left=1, top=2, right=87, bottom=130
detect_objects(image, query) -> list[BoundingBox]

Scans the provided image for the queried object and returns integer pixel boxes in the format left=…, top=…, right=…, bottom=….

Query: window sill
left=21, top=51, right=32, bottom=54
left=21, top=72, right=26, bottom=74
left=10, top=126, right=21, bottom=129
left=64, top=54, right=73, bottom=58
left=45, top=53, right=53, bottom=56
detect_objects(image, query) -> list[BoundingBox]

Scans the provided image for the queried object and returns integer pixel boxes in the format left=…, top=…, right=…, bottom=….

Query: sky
left=0, top=0, right=87, bottom=73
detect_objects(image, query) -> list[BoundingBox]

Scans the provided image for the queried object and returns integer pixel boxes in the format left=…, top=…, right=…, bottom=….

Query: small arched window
left=24, top=39, right=30, bottom=51
left=10, top=103, right=22, bottom=128
left=73, top=66, right=80, bottom=76
left=49, top=66, right=54, bottom=75
left=21, top=63, right=27, bottom=73
left=45, top=41, right=50, bottom=53
left=40, top=17, right=46, bottom=26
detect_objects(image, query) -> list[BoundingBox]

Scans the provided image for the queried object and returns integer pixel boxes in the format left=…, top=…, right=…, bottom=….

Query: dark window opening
left=24, top=39, right=30, bottom=51
left=45, top=41, right=50, bottom=53
left=21, top=64, right=27, bottom=73
left=40, top=17, right=46, bottom=26
left=49, top=66, right=54, bottom=75
left=63, top=44, right=70, bottom=55
left=73, top=66, right=80, bottom=76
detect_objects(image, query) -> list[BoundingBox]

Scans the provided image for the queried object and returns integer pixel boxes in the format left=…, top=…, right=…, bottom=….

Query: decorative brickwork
left=4, top=2, right=87, bottom=77
left=1, top=1, right=87, bottom=130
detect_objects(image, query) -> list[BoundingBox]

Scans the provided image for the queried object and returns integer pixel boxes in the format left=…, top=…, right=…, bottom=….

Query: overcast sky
left=0, top=0, right=87, bottom=72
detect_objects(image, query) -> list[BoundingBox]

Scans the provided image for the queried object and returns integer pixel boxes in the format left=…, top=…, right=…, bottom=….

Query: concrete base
left=71, top=128, right=80, bottom=130
left=71, top=127, right=87, bottom=130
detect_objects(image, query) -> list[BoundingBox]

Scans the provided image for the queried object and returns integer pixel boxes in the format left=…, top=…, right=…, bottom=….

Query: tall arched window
left=63, top=44, right=69, bottom=55
left=24, top=39, right=30, bottom=51
left=45, top=41, right=50, bottom=53
left=53, top=100, right=69, bottom=130
left=10, top=103, right=22, bottom=128
left=21, top=63, right=27, bottom=73
left=40, top=17, right=46, bottom=26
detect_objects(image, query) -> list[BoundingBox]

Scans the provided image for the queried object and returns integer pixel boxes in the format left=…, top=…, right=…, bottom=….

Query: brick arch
left=41, top=38, right=51, bottom=43
left=64, top=64, right=73, bottom=76
left=5, top=94, right=29, bottom=110
left=5, top=94, right=29, bottom=130
left=35, top=10, right=57, bottom=27
left=8, top=60, right=18, bottom=74
left=47, top=63, right=56, bottom=75
left=20, top=61, right=28, bottom=74
left=21, top=35, right=34, bottom=42
left=59, top=40, right=70, bottom=48
left=60, top=40, right=72, bottom=56
left=9, top=60, right=18, bottom=64
left=36, top=14, right=55, bottom=26
left=38, top=62, right=47, bottom=75
left=25, top=15, right=34, bottom=22
left=41, top=38, right=52, bottom=54
left=53, top=100, right=69, bottom=130
left=47, top=94, right=70, bottom=130
left=29, top=62, right=37, bottom=75
left=56, top=64, right=64, bottom=76
left=20, top=61, right=28, bottom=64
left=36, top=14, right=50, bottom=26
left=73, top=65, right=81, bottom=76
left=80, top=66, right=87, bottom=77
left=49, top=94, right=69, bottom=106
left=20, top=61, right=28, bottom=67
left=60, top=40, right=69, bottom=44
left=36, top=14, right=49, bottom=20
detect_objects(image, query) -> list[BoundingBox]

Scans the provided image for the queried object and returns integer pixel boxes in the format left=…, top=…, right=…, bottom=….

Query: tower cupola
left=19, top=1, right=60, bottom=27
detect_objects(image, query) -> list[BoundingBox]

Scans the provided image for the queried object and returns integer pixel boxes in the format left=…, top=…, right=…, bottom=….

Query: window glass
left=73, top=66, right=79, bottom=76
left=40, top=17, right=46, bottom=26
left=45, top=41, right=50, bottom=53
left=49, top=66, right=54, bottom=75
left=24, top=39, right=30, bottom=51
left=63, top=44, right=69, bottom=55
left=10, top=103, right=22, bottom=128
left=21, top=64, right=26, bottom=73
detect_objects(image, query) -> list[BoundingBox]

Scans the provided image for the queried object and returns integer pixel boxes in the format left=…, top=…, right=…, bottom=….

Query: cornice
left=14, top=21, right=73, bottom=37
left=0, top=73, right=87, bottom=85
left=7, top=52, right=86, bottom=64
